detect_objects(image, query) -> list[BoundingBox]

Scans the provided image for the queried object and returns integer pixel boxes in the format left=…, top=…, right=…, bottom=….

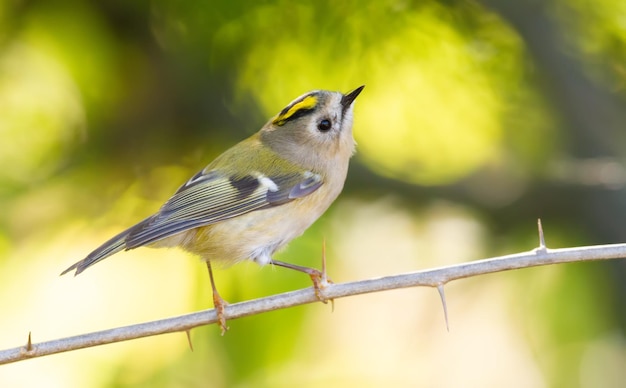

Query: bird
left=62, top=85, right=364, bottom=334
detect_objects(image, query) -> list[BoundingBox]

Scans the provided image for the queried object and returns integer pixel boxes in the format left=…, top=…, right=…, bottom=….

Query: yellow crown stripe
left=273, top=95, right=318, bottom=125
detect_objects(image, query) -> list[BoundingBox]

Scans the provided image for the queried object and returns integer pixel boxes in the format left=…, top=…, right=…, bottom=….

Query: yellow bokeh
left=0, top=42, right=85, bottom=184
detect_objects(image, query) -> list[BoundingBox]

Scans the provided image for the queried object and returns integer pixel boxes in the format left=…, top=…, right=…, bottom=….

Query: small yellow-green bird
left=62, top=85, right=364, bottom=333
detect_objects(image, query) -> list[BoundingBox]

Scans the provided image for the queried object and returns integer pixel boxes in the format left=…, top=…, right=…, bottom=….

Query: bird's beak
left=341, top=85, right=365, bottom=111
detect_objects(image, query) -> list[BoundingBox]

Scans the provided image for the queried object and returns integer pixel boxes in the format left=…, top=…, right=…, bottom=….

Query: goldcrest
left=62, top=86, right=364, bottom=332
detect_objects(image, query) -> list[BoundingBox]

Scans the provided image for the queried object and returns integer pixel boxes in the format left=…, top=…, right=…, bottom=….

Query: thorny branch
left=1, top=220, right=625, bottom=365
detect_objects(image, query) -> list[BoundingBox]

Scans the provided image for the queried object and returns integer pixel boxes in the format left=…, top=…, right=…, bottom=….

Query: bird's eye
left=317, top=119, right=332, bottom=132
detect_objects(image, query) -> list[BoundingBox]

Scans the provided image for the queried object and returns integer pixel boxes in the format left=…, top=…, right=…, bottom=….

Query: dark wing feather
left=124, top=170, right=322, bottom=248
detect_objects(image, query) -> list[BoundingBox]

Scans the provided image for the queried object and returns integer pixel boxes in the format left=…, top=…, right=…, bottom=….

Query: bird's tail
left=60, top=217, right=152, bottom=276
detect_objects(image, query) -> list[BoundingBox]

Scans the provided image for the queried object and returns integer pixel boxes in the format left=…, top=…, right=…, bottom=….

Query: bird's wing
left=123, top=169, right=323, bottom=248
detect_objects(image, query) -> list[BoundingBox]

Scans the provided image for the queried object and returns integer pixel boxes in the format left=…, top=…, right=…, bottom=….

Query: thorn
left=534, top=218, right=548, bottom=254
left=538, top=218, right=546, bottom=249
left=436, top=284, right=450, bottom=332
left=26, top=332, right=33, bottom=351
left=19, top=332, right=34, bottom=356
left=320, top=238, right=334, bottom=309
left=321, top=238, right=328, bottom=285
left=185, top=330, right=194, bottom=352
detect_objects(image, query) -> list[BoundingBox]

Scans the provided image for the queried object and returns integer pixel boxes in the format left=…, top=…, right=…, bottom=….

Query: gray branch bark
left=2, top=230, right=625, bottom=365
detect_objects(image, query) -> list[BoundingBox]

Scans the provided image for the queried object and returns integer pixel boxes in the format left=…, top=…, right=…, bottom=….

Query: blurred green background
left=1, top=0, right=625, bottom=387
